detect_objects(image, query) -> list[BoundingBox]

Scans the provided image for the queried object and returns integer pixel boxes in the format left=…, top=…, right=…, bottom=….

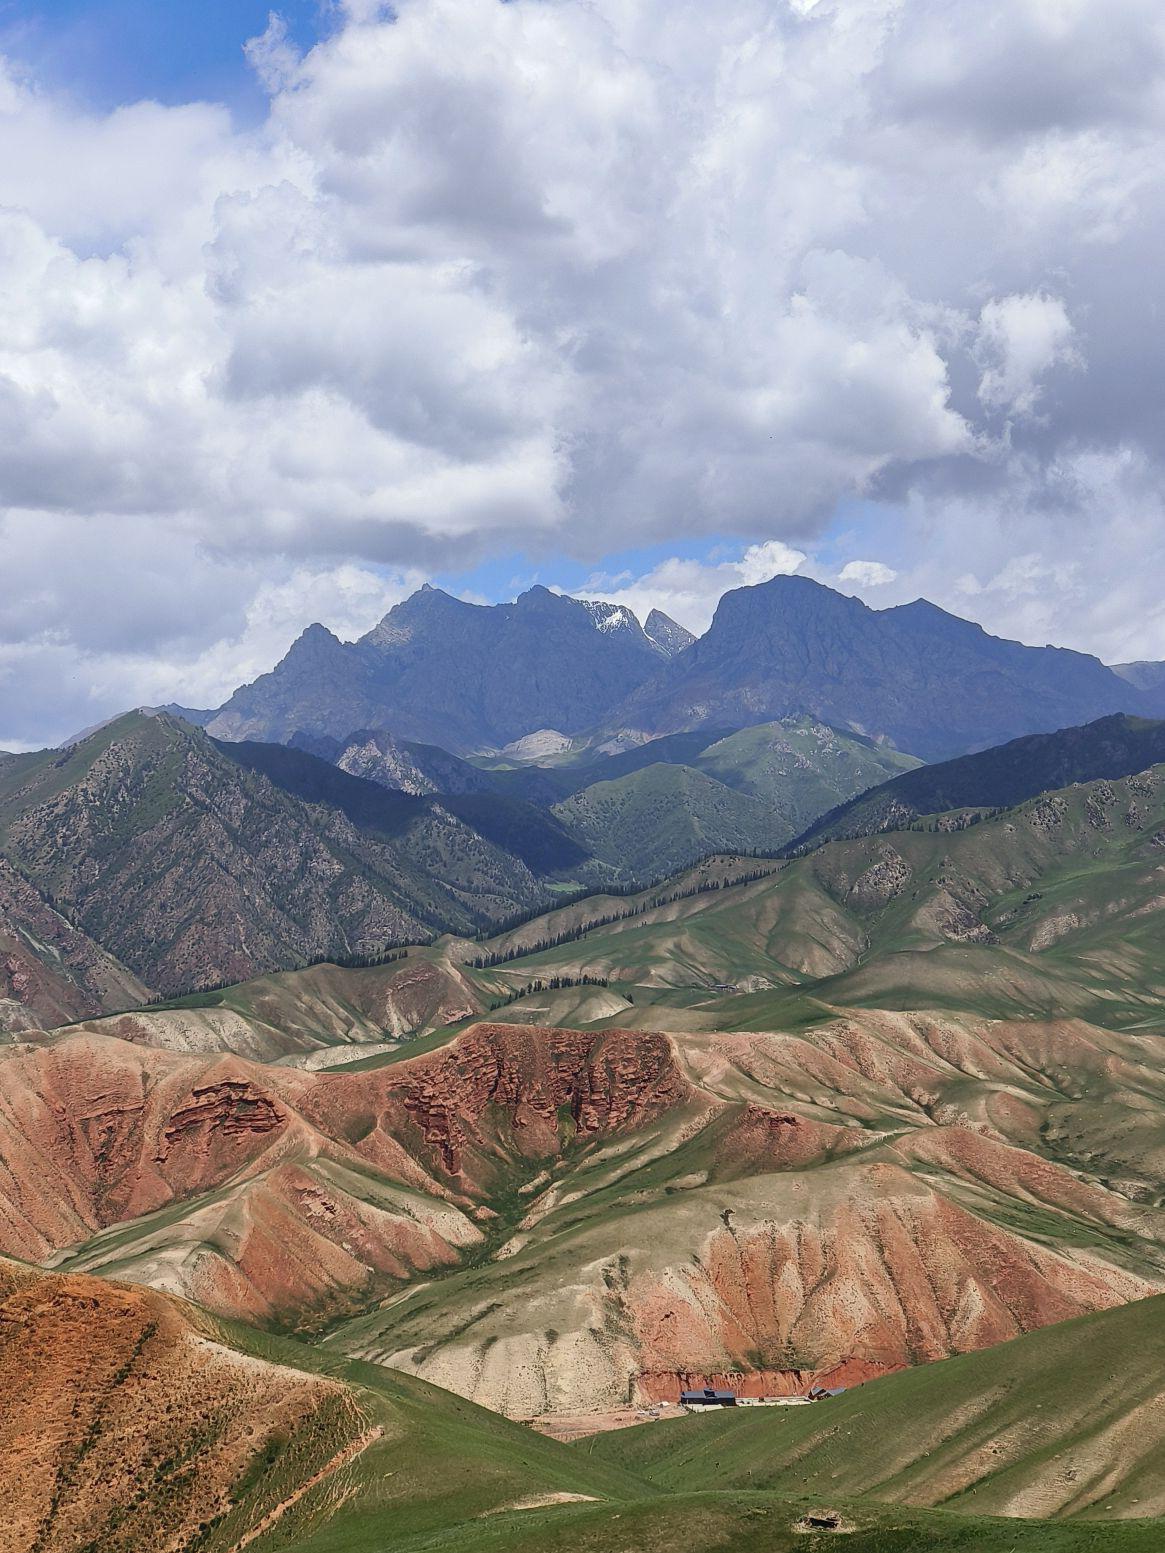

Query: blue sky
left=0, top=0, right=329, bottom=116
left=433, top=508, right=890, bottom=608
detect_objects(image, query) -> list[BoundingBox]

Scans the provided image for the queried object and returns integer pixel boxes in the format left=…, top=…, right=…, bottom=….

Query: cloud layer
left=2, top=0, right=1165, bottom=743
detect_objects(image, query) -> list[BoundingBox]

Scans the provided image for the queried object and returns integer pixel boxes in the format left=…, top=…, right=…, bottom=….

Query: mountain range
left=199, top=585, right=691, bottom=752
left=10, top=747, right=1165, bottom=1446
left=182, top=574, right=1165, bottom=761
left=0, top=709, right=917, bottom=1031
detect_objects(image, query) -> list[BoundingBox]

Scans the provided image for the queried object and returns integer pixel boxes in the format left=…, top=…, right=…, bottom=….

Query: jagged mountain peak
left=205, top=583, right=668, bottom=751
left=644, top=607, right=696, bottom=657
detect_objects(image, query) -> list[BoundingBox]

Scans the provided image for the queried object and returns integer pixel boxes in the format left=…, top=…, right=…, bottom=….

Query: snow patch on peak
left=581, top=600, right=643, bottom=637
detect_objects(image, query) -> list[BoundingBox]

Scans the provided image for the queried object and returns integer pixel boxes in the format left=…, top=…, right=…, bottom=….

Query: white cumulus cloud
left=1, top=0, right=1165, bottom=741
left=839, top=560, right=899, bottom=587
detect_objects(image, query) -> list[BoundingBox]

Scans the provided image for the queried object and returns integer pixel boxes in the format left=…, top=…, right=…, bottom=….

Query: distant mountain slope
left=692, top=717, right=920, bottom=806
left=0, top=710, right=920, bottom=1027
left=481, top=717, right=919, bottom=812
left=0, top=857, right=146, bottom=1033
left=586, top=1292, right=1165, bottom=1521
left=612, top=575, right=1157, bottom=760
left=644, top=607, right=696, bottom=656
left=1114, top=660, right=1165, bottom=692
left=0, top=714, right=433, bottom=997
left=218, top=737, right=588, bottom=875
left=205, top=585, right=679, bottom=752
left=552, top=764, right=790, bottom=877
left=97, top=751, right=1165, bottom=1050
left=301, top=717, right=917, bottom=888
left=0, top=713, right=596, bottom=1006
left=795, top=712, right=1165, bottom=849
left=300, top=728, right=500, bottom=796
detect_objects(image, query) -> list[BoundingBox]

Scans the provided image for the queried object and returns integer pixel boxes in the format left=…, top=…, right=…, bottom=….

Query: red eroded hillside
left=0, top=1258, right=363, bottom=1553
left=2, top=1013, right=1163, bottom=1412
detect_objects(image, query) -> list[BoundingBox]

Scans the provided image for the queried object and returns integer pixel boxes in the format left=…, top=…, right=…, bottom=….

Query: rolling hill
left=450, top=760, right=1165, bottom=1034
left=551, top=763, right=793, bottom=878
left=8, top=1000, right=1165, bottom=1420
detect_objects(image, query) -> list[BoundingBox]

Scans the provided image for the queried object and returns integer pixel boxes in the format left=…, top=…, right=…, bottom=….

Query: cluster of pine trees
left=470, top=863, right=779, bottom=965
left=486, top=972, right=609, bottom=1013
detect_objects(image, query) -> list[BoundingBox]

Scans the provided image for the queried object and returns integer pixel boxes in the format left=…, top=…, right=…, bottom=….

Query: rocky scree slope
left=0, top=854, right=147, bottom=1034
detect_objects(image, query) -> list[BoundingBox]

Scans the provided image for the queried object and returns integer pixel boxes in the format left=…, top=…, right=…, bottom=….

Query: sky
left=2, top=0, right=1165, bottom=748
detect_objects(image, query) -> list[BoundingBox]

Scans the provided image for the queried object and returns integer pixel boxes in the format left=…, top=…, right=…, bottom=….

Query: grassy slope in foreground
left=582, top=1293, right=1165, bottom=1523
left=0, top=1252, right=644, bottom=1553
left=304, top=1495, right=1165, bottom=1553
left=232, top=1304, right=1165, bottom=1551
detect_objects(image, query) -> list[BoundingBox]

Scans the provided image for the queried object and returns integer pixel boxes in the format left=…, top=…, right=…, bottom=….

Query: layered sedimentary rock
left=5, top=1011, right=1165, bottom=1415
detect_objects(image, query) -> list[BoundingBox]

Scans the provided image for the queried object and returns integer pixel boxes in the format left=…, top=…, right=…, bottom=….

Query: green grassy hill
left=695, top=717, right=920, bottom=806
left=551, top=764, right=791, bottom=878
left=795, top=712, right=1165, bottom=850
left=215, top=1318, right=645, bottom=1553
left=547, top=718, right=919, bottom=884
left=465, top=761, right=1165, bottom=1033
